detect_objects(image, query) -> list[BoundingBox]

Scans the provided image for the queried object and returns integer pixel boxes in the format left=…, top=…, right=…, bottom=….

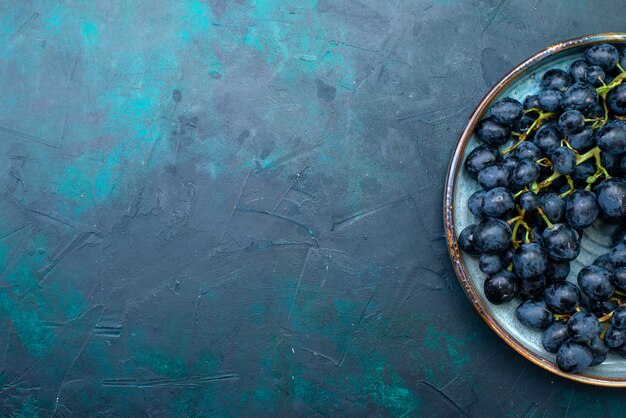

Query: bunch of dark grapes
left=459, top=43, right=626, bottom=374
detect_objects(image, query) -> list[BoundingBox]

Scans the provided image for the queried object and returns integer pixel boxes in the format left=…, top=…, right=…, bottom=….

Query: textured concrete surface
left=1, top=0, right=626, bottom=416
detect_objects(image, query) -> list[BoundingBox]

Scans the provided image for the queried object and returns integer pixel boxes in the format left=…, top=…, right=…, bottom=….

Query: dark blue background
left=1, top=0, right=625, bottom=416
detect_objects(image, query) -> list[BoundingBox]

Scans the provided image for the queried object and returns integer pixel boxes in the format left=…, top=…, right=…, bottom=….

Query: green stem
left=536, top=207, right=553, bottom=229
left=502, top=111, right=556, bottom=154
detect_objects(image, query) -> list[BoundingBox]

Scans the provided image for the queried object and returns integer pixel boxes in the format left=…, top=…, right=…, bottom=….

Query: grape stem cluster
left=503, top=69, right=626, bottom=248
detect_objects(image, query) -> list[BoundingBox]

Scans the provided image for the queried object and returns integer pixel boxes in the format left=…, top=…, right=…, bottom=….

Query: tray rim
left=443, top=33, right=626, bottom=387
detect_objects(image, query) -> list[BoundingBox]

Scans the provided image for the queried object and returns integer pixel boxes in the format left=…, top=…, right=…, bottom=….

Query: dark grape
left=567, top=311, right=600, bottom=342
left=565, top=190, right=599, bottom=229
left=541, top=69, right=572, bottom=92
left=483, top=270, right=519, bottom=304
left=558, top=110, right=585, bottom=134
left=551, top=146, right=576, bottom=175
left=544, top=282, right=580, bottom=314
left=516, top=299, right=553, bottom=329
left=557, top=341, right=593, bottom=373
left=465, top=145, right=501, bottom=178
left=562, top=82, right=598, bottom=113
left=489, top=97, right=524, bottom=126
left=596, top=178, right=626, bottom=218
left=542, top=223, right=581, bottom=262
left=472, top=218, right=512, bottom=254
left=585, top=43, right=619, bottom=71
left=542, top=322, right=569, bottom=353
left=538, top=89, right=563, bottom=113
left=479, top=253, right=503, bottom=275
left=577, top=265, right=615, bottom=301
left=476, top=118, right=510, bottom=146
left=482, top=187, right=515, bottom=218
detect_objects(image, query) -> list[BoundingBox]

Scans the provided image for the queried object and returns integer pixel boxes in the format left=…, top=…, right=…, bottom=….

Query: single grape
left=538, top=89, right=563, bottom=113
left=476, top=118, right=510, bottom=146
left=605, top=326, right=626, bottom=348
left=601, top=151, right=622, bottom=177
left=489, top=97, right=524, bottom=126
left=557, top=341, right=593, bottom=373
left=588, top=336, right=609, bottom=366
left=613, top=266, right=626, bottom=291
left=551, top=146, right=577, bottom=175
left=478, top=163, right=511, bottom=190
left=515, top=141, right=542, bottom=161
left=533, top=124, right=561, bottom=155
left=468, top=190, right=486, bottom=218
left=608, top=83, right=626, bottom=116
left=562, top=82, right=598, bottom=113
left=515, top=114, right=535, bottom=133
left=542, top=321, right=569, bottom=353
left=577, top=265, right=615, bottom=301
left=479, top=253, right=503, bottom=275
left=568, top=126, right=595, bottom=152
left=569, top=59, right=589, bottom=83
left=483, top=270, right=519, bottom=304
left=572, top=161, right=596, bottom=185
left=542, top=223, right=581, bottom=262
left=610, top=244, right=626, bottom=267
left=516, top=299, right=553, bottom=329
left=502, top=154, right=519, bottom=172
left=589, top=298, right=618, bottom=316
left=585, top=43, right=619, bottom=71
left=519, top=191, right=538, bottom=211
left=541, top=69, right=572, bottom=92
left=612, top=306, right=626, bottom=329
left=596, top=178, right=626, bottom=218
left=523, top=94, right=540, bottom=111
left=513, top=242, right=548, bottom=280
left=565, top=190, right=599, bottom=229
left=472, top=218, right=512, bottom=254
left=593, top=253, right=615, bottom=273
left=544, top=282, right=580, bottom=314
left=558, top=110, right=585, bottom=134
left=465, top=145, right=501, bottom=178
left=568, top=311, right=600, bottom=342
left=519, top=275, right=547, bottom=300
left=512, top=159, right=540, bottom=187
left=482, top=187, right=515, bottom=218
left=458, top=225, right=478, bottom=255
left=596, top=120, right=626, bottom=155
left=585, top=65, right=606, bottom=87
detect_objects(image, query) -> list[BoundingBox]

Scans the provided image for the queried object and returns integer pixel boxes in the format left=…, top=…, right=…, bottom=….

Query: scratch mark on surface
left=0, top=125, right=59, bottom=148
left=564, top=388, right=574, bottom=418
left=12, top=12, right=39, bottom=38
left=331, top=39, right=414, bottom=69
left=238, top=205, right=315, bottom=237
left=220, top=169, right=252, bottom=243
left=407, top=121, right=432, bottom=181
left=271, top=166, right=309, bottom=212
left=54, top=307, right=105, bottom=414
left=0, top=222, right=31, bottom=242
left=481, top=0, right=506, bottom=36
left=0, top=320, right=13, bottom=375
left=288, top=248, right=313, bottom=319
left=418, top=380, right=469, bottom=417
left=331, top=195, right=412, bottom=231
left=101, top=372, right=239, bottom=388
left=300, top=347, right=340, bottom=365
